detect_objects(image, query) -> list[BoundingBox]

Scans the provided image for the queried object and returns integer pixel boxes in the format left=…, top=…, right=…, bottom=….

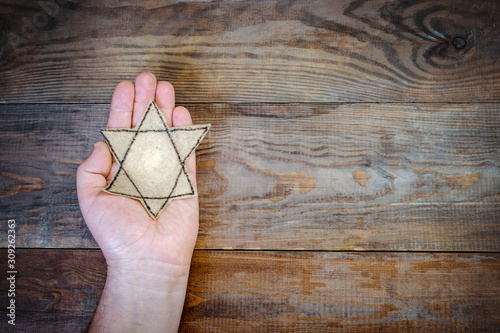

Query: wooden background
left=1, top=0, right=499, bottom=331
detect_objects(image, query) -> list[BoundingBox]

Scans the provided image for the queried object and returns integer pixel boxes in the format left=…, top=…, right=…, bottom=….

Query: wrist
left=106, top=258, right=191, bottom=293
left=89, top=259, right=191, bottom=333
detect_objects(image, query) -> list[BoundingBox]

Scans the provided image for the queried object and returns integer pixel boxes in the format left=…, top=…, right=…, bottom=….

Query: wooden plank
left=183, top=251, right=500, bottom=332
left=0, top=249, right=105, bottom=333
left=1, top=249, right=499, bottom=332
left=1, top=103, right=499, bottom=250
left=0, top=0, right=499, bottom=103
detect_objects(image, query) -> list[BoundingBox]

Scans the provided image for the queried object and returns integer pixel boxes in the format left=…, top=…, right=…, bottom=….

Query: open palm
left=77, top=72, right=199, bottom=272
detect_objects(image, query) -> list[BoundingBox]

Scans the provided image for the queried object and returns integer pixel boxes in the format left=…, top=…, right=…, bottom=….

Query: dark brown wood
left=0, top=0, right=499, bottom=103
left=0, top=1, right=499, bottom=331
left=183, top=251, right=500, bottom=332
left=1, top=103, right=499, bottom=250
left=0, top=249, right=106, bottom=333
left=1, top=249, right=499, bottom=332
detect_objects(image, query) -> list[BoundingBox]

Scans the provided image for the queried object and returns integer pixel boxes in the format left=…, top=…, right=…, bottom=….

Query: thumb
left=77, top=141, right=112, bottom=202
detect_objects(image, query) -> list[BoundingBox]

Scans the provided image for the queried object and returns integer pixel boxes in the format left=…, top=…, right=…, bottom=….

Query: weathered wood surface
left=1, top=1, right=499, bottom=330
left=0, top=0, right=499, bottom=103
left=1, top=103, right=499, bottom=250
left=0, top=249, right=105, bottom=333
left=0, top=249, right=499, bottom=332
left=183, top=251, right=500, bottom=332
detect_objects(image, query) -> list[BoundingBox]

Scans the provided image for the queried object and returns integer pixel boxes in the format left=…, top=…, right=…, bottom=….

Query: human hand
left=77, top=72, right=198, bottom=332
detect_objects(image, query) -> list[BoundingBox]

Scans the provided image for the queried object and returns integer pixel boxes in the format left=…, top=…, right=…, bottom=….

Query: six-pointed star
left=101, top=100, right=210, bottom=219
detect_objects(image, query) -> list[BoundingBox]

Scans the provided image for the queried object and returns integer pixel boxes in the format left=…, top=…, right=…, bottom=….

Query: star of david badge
left=101, top=100, right=210, bottom=219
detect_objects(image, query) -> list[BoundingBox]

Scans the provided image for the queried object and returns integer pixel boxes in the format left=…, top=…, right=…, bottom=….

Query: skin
left=77, top=72, right=199, bottom=332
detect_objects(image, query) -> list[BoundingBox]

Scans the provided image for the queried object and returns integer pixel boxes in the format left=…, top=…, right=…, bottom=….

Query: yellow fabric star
left=101, top=100, right=210, bottom=219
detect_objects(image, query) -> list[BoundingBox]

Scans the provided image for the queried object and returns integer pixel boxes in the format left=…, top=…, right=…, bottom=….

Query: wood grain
left=1, top=2, right=498, bottom=332
left=1, top=249, right=499, bottom=332
left=0, top=249, right=105, bottom=333
left=1, top=103, right=498, bottom=250
left=183, top=251, right=500, bottom=332
left=0, top=0, right=499, bottom=103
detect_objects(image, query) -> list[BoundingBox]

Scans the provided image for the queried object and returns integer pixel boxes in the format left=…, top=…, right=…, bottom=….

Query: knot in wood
left=452, top=37, right=466, bottom=50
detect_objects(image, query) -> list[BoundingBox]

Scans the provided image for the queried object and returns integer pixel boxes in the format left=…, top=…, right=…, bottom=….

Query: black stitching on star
left=100, top=100, right=210, bottom=218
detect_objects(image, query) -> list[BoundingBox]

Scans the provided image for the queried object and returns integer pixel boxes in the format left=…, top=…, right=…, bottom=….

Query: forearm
left=89, top=261, right=190, bottom=333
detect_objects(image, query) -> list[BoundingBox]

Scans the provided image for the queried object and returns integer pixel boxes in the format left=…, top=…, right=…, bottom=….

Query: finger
left=172, top=106, right=197, bottom=188
left=133, top=72, right=157, bottom=126
left=76, top=142, right=112, bottom=201
left=155, top=81, right=176, bottom=127
left=172, top=106, right=192, bottom=127
left=107, top=81, right=135, bottom=128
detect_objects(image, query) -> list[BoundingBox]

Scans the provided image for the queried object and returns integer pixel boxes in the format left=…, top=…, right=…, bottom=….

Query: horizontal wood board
left=1, top=103, right=499, bottom=250
left=1, top=0, right=499, bottom=332
left=0, top=0, right=499, bottom=103
left=0, top=249, right=499, bottom=332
